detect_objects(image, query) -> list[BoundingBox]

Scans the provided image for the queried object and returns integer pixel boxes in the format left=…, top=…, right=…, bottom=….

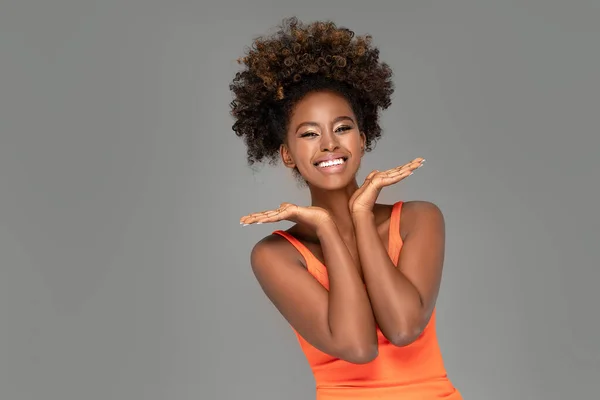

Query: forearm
left=352, top=212, right=423, bottom=345
left=316, top=222, right=378, bottom=358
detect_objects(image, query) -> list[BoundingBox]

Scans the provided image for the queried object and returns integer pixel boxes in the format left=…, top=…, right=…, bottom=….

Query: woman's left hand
left=349, top=157, right=425, bottom=215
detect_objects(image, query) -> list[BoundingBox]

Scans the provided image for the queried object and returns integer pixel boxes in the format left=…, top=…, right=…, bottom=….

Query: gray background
left=1, top=1, right=598, bottom=399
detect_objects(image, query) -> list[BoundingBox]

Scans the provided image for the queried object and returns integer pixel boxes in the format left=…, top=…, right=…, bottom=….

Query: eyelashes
left=336, top=125, right=352, bottom=133
left=299, top=125, right=353, bottom=138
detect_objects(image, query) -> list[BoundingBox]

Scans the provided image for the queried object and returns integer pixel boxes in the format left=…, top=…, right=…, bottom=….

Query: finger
left=391, top=164, right=418, bottom=175
left=390, top=167, right=416, bottom=178
left=397, top=157, right=425, bottom=169
left=240, top=205, right=286, bottom=224
left=389, top=168, right=415, bottom=180
left=241, top=210, right=284, bottom=225
left=408, top=157, right=426, bottom=168
left=258, top=204, right=297, bottom=223
left=377, top=165, right=409, bottom=177
left=368, top=161, right=416, bottom=182
left=396, top=158, right=423, bottom=171
left=401, top=157, right=425, bottom=165
left=246, top=212, right=289, bottom=225
left=240, top=210, right=272, bottom=223
left=389, top=160, right=422, bottom=175
left=262, top=205, right=290, bottom=218
left=378, top=157, right=424, bottom=175
left=411, top=158, right=425, bottom=170
left=240, top=214, right=270, bottom=225
left=241, top=203, right=299, bottom=225
left=387, top=163, right=418, bottom=176
left=371, top=168, right=414, bottom=188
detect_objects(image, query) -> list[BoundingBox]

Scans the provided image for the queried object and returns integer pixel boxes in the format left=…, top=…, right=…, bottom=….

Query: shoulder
left=250, top=233, right=290, bottom=261
left=397, top=201, right=445, bottom=237
left=401, top=200, right=444, bottom=218
left=250, top=232, right=303, bottom=271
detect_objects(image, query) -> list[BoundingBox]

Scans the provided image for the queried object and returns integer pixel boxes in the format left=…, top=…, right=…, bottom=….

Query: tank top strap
left=388, top=201, right=404, bottom=265
left=272, top=230, right=329, bottom=288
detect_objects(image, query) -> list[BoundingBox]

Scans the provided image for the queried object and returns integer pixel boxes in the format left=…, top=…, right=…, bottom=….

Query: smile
left=315, top=157, right=347, bottom=168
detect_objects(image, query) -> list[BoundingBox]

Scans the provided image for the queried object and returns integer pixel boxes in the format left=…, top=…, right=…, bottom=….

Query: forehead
left=290, top=91, right=355, bottom=122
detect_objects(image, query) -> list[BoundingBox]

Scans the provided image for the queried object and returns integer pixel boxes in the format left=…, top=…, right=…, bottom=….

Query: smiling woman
left=230, top=17, right=462, bottom=400
left=281, top=91, right=363, bottom=188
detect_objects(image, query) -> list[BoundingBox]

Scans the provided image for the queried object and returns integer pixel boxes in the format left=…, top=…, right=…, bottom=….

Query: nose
left=320, top=130, right=339, bottom=152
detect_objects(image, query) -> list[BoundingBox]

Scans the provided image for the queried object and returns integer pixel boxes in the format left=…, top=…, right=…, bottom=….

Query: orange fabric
left=273, top=201, right=462, bottom=399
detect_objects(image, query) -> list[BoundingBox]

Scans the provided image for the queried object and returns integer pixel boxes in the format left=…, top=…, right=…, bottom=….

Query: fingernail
left=242, top=223, right=250, bottom=227
left=256, top=222, right=263, bottom=224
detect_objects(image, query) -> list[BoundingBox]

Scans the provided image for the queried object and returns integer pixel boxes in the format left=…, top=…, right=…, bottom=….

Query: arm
left=251, top=221, right=378, bottom=364
left=352, top=201, right=445, bottom=346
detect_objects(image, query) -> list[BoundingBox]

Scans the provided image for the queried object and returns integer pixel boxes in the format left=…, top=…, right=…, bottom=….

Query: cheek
left=288, top=142, right=314, bottom=169
left=343, top=133, right=364, bottom=153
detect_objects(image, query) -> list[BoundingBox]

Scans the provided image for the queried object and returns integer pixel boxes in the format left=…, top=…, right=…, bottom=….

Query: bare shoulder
left=250, top=233, right=303, bottom=272
left=401, top=200, right=444, bottom=217
left=398, top=201, right=445, bottom=237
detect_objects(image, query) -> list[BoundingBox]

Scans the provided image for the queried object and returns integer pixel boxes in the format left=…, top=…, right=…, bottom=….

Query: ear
left=360, top=132, right=366, bottom=155
left=279, top=144, right=296, bottom=169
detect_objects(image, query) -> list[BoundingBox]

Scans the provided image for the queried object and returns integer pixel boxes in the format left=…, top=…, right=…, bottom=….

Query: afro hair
left=229, top=17, right=394, bottom=166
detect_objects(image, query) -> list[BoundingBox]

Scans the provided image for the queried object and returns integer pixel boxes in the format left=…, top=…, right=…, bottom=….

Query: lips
left=315, top=157, right=346, bottom=168
left=313, top=153, right=349, bottom=167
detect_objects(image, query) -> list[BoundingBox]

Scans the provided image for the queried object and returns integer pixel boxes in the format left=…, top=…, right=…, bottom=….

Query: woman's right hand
left=240, top=202, right=333, bottom=233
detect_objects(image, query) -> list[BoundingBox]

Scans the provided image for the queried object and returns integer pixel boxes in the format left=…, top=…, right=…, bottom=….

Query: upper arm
left=249, top=235, right=338, bottom=356
left=397, top=201, right=446, bottom=320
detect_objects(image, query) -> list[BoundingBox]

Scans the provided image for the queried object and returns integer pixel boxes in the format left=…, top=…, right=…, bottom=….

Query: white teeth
left=317, top=158, right=345, bottom=168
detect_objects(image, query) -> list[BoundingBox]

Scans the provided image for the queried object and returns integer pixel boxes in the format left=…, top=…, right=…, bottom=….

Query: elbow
left=387, top=330, right=422, bottom=347
left=340, top=343, right=379, bottom=364
left=385, top=321, right=426, bottom=347
left=383, top=309, right=431, bottom=347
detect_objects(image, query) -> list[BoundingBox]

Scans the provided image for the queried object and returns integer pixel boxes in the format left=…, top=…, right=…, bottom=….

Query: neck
left=309, top=179, right=360, bottom=235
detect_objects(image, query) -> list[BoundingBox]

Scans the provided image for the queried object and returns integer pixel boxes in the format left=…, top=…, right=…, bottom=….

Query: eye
left=300, top=131, right=318, bottom=138
left=335, top=125, right=353, bottom=133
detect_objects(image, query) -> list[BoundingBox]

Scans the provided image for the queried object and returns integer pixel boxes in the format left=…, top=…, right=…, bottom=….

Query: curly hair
left=229, top=17, right=394, bottom=166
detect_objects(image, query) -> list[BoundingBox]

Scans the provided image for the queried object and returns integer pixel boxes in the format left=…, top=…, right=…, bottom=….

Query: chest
left=300, top=223, right=391, bottom=279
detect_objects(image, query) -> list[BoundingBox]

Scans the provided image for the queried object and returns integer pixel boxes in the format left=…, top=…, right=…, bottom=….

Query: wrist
left=352, top=210, right=375, bottom=223
left=315, top=219, right=338, bottom=238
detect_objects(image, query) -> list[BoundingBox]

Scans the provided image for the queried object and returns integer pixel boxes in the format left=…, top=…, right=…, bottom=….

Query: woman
left=230, top=18, right=462, bottom=400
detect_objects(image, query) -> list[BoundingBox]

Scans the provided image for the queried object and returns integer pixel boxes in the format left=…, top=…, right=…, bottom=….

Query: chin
left=302, top=165, right=359, bottom=191
left=310, top=178, right=352, bottom=191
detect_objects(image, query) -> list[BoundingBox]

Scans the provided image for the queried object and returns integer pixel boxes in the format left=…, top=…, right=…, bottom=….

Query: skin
left=240, top=90, right=445, bottom=364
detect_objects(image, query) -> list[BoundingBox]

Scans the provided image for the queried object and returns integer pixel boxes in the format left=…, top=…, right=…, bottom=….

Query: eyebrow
left=294, top=116, right=355, bottom=133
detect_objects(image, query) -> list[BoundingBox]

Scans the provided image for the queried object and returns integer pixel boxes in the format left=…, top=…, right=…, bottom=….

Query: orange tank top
left=273, top=201, right=462, bottom=399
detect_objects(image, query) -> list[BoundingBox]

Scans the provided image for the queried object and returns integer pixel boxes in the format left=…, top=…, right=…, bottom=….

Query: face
left=280, top=91, right=365, bottom=190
